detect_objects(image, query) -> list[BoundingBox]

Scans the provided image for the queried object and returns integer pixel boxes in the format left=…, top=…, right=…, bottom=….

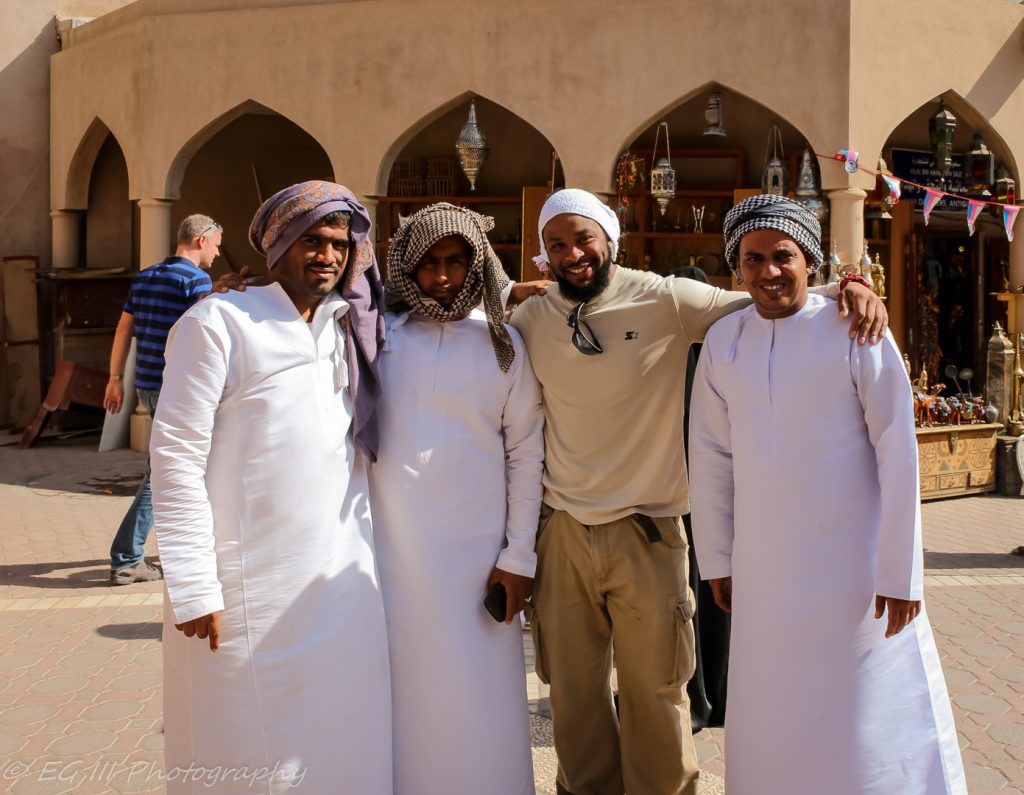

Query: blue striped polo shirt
left=123, top=256, right=212, bottom=390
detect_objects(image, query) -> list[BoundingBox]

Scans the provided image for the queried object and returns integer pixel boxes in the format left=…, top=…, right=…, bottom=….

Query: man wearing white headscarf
left=507, top=188, right=888, bottom=795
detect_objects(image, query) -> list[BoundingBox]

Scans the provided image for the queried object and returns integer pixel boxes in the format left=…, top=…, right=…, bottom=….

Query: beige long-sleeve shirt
left=508, top=267, right=837, bottom=525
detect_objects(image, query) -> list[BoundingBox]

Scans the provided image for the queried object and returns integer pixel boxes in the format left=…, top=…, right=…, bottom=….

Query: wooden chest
left=916, top=423, right=1001, bottom=501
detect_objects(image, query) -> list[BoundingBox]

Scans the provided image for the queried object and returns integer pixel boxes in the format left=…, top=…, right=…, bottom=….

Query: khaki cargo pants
left=531, top=506, right=699, bottom=795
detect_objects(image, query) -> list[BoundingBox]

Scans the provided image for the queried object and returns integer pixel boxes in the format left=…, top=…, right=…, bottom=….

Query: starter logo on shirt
left=624, top=331, right=639, bottom=341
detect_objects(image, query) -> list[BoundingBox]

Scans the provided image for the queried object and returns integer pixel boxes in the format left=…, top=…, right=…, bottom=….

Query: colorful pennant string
left=1005, top=206, right=1020, bottom=243
left=881, top=173, right=901, bottom=203
left=816, top=150, right=1020, bottom=242
left=966, top=200, right=985, bottom=236
left=922, top=188, right=944, bottom=226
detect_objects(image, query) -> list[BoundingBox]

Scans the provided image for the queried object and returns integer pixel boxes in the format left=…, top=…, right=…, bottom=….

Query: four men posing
left=149, top=180, right=964, bottom=793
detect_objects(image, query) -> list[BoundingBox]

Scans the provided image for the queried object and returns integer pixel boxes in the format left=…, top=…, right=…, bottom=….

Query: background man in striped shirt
left=103, top=214, right=221, bottom=585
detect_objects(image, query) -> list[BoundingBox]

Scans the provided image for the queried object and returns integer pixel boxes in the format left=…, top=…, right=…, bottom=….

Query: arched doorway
left=86, top=132, right=134, bottom=269
left=376, top=95, right=563, bottom=281
left=881, top=92, right=1018, bottom=388
left=170, top=104, right=334, bottom=278
left=612, top=85, right=821, bottom=290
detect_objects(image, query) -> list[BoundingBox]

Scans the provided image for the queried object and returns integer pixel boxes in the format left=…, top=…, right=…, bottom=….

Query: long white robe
left=370, top=309, right=543, bottom=795
left=688, top=294, right=965, bottom=795
left=151, top=284, right=392, bottom=795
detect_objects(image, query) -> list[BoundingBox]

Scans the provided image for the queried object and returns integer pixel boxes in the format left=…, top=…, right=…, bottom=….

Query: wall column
left=827, top=187, right=867, bottom=270
left=50, top=210, right=82, bottom=269
left=137, top=198, right=173, bottom=269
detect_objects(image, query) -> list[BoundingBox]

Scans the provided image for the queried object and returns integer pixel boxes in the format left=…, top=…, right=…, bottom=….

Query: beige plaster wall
left=46, top=0, right=1024, bottom=230
left=0, top=0, right=132, bottom=266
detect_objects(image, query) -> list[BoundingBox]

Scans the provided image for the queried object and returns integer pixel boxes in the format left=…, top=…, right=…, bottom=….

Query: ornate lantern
left=762, top=120, right=786, bottom=195
left=963, top=133, right=995, bottom=197
left=928, top=101, right=957, bottom=183
left=455, top=100, right=489, bottom=191
left=650, top=121, right=676, bottom=216
left=995, top=165, right=1016, bottom=206
left=703, top=91, right=726, bottom=137
left=794, top=147, right=827, bottom=222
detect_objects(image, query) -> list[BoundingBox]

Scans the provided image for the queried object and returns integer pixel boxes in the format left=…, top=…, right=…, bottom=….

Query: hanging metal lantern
left=963, top=133, right=995, bottom=197
left=995, top=165, right=1016, bottom=205
left=650, top=121, right=676, bottom=216
left=455, top=100, right=489, bottom=191
left=928, top=101, right=957, bottom=183
left=703, top=91, right=726, bottom=137
left=762, top=120, right=786, bottom=195
left=794, top=147, right=827, bottom=222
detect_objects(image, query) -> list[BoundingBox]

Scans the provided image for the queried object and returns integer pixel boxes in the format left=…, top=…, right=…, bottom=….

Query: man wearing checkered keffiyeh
left=371, top=202, right=544, bottom=794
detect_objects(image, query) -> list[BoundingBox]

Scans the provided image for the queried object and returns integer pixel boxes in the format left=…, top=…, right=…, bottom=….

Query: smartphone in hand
left=484, top=582, right=507, bottom=623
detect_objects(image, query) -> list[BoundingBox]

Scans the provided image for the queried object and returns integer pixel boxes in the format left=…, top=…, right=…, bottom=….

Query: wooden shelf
left=370, top=195, right=521, bottom=205
left=619, top=189, right=732, bottom=200
left=374, top=241, right=521, bottom=250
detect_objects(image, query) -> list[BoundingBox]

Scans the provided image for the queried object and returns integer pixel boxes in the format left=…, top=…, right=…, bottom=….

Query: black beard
left=555, top=254, right=613, bottom=303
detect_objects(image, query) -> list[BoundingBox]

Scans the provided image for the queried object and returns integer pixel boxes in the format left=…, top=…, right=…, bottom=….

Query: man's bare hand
left=103, top=379, right=125, bottom=414
left=175, top=612, right=221, bottom=651
left=508, top=280, right=553, bottom=306
left=206, top=266, right=253, bottom=296
left=486, top=567, right=533, bottom=624
left=874, top=595, right=920, bottom=638
left=709, top=576, right=733, bottom=614
left=838, top=281, right=888, bottom=344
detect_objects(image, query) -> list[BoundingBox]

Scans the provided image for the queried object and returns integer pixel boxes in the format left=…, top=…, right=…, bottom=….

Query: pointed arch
left=374, top=91, right=562, bottom=196
left=880, top=89, right=1018, bottom=180
left=611, top=81, right=817, bottom=187
left=64, top=117, right=126, bottom=209
left=163, top=99, right=332, bottom=199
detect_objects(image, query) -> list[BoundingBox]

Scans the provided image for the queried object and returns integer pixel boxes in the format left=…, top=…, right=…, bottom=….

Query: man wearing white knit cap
left=508, top=188, right=887, bottom=795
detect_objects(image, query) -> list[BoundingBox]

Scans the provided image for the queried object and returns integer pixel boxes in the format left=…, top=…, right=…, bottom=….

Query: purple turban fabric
left=249, top=180, right=386, bottom=462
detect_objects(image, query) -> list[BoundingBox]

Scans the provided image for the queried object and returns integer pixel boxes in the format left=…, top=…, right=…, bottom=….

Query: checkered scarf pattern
left=723, top=194, right=824, bottom=273
left=385, top=203, right=514, bottom=372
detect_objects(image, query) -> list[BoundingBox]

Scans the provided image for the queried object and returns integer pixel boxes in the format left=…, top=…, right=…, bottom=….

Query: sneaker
left=110, top=561, right=164, bottom=586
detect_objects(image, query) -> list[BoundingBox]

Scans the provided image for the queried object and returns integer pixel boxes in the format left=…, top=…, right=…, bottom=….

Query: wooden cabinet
left=916, top=422, right=1000, bottom=500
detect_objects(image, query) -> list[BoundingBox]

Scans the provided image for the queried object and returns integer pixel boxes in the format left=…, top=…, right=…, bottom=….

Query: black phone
left=484, top=582, right=507, bottom=623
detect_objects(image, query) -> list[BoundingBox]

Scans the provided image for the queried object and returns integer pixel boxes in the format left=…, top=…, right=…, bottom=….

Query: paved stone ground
left=0, top=433, right=1021, bottom=793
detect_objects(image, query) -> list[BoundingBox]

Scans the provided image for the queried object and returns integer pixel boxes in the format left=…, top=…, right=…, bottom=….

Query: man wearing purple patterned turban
left=151, top=181, right=392, bottom=793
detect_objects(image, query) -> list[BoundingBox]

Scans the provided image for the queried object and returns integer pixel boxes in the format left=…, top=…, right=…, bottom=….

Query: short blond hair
left=177, top=214, right=221, bottom=245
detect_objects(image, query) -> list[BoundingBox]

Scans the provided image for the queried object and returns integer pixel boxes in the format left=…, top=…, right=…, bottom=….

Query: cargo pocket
left=530, top=611, right=550, bottom=685
left=666, top=595, right=697, bottom=702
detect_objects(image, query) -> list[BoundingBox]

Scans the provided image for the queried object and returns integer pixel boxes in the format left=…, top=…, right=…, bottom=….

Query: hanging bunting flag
left=838, top=149, right=860, bottom=174
left=881, top=173, right=901, bottom=203
left=966, top=200, right=985, bottom=236
left=1005, top=205, right=1020, bottom=242
left=922, top=188, right=944, bottom=225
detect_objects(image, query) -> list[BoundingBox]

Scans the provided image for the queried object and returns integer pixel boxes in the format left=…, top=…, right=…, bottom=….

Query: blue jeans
left=110, top=388, right=159, bottom=570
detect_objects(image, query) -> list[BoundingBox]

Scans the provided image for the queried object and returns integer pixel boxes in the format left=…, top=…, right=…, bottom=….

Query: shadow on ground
left=96, top=622, right=163, bottom=641
left=0, top=560, right=114, bottom=589
left=924, top=550, right=1024, bottom=569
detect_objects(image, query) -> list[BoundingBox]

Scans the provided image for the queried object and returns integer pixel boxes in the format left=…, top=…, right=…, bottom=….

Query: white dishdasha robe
left=370, top=309, right=543, bottom=795
left=688, top=293, right=966, bottom=795
left=151, top=284, right=392, bottom=794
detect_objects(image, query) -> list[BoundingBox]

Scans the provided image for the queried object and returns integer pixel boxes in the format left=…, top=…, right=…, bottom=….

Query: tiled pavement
left=0, top=434, right=1022, bottom=793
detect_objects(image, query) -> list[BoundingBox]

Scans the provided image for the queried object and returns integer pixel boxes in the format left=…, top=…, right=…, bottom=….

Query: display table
left=916, top=423, right=1001, bottom=501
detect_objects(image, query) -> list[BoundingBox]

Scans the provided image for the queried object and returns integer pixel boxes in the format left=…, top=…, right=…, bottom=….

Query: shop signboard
left=889, top=148, right=967, bottom=213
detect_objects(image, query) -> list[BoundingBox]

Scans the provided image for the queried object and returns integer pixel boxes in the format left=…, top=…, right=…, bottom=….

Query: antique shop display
left=650, top=121, right=676, bottom=216
left=762, top=120, right=785, bottom=195
left=928, top=100, right=957, bottom=184
left=455, top=99, right=489, bottom=191
left=703, top=90, right=726, bottom=137
left=794, top=148, right=827, bottom=222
